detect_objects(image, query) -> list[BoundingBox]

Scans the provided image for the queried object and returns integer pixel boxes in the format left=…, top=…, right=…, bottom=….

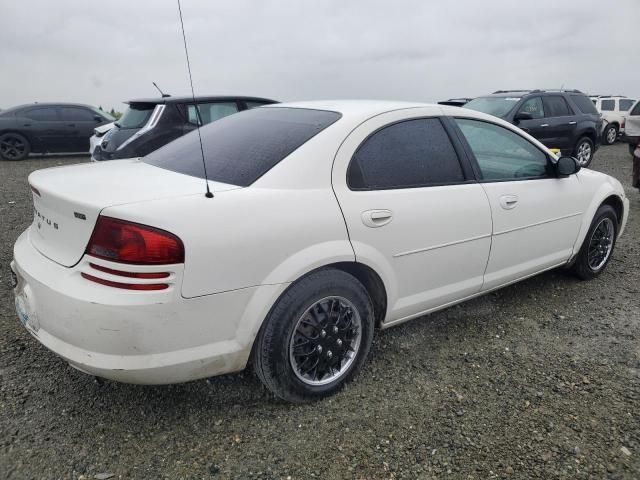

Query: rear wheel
left=253, top=269, right=374, bottom=402
left=603, top=124, right=618, bottom=145
left=572, top=205, right=618, bottom=280
left=574, top=137, right=594, bottom=167
left=0, top=133, right=30, bottom=160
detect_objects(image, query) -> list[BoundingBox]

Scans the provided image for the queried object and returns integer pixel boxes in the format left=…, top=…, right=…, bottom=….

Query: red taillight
left=81, top=272, right=168, bottom=290
left=85, top=216, right=184, bottom=265
left=89, top=262, right=170, bottom=279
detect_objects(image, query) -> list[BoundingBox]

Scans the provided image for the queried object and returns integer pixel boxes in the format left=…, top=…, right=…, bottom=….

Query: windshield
left=116, top=103, right=155, bottom=129
left=90, top=106, right=115, bottom=121
left=464, top=97, right=521, bottom=118
left=144, top=107, right=341, bottom=186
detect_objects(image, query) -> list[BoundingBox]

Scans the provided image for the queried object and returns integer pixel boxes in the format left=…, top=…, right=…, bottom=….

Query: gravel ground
left=0, top=145, right=639, bottom=480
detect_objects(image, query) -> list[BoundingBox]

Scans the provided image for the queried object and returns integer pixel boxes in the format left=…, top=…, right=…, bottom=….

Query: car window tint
left=542, top=96, right=571, bottom=117
left=145, top=107, right=341, bottom=186
left=571, top=94, right=599, bottom=115
left=59, top=107, right=96, bottom=121
left=23, top=107, right=57, bottom=121
left=455, top=118, right=549, bottom=181
left=187, top=102, right=239, bottom=125
left=518, top=97, right=544, bottom=119
left=619, top=99, right=635, bottom=111
left=631, top=102, right=640, bottom=116
left=600, top=99, right=615, bottom=111
left=347, top=118, right=464, bottom=190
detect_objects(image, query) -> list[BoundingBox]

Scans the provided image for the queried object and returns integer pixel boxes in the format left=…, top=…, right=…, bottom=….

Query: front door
left=453, top=117, right=584, bottom=290
left=332, top=110, right=492, bottom=324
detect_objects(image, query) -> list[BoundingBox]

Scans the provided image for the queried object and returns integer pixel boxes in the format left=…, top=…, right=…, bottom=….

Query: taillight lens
left=85, top=216, right=184, bottom=265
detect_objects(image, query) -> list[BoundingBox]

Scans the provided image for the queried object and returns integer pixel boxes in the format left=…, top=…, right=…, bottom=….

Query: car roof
left=2, top=102, right=98, bottom=112
left=125, top=95, right=277, bottom=105
left=265, top=99, right=433, bottom=119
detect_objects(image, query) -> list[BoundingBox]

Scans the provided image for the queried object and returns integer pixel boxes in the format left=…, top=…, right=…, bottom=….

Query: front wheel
left=253, top=269, right=375, bottom=402
left=0, top=133, right=30, bottom=160
left=574, top=137, right=595, bottom=168
left=572, top=205, right=618, bottom=280
left=603, top=124, right=618, bottom=145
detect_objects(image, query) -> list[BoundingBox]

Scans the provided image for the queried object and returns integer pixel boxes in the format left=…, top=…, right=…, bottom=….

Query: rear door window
left=23, top=107, right=58, bottom=121
left=571, top=95, right=599, bottom=115
left=186, top=102, right=239, bottom=125
left=600, top=99, right=615, bottom=111
left=542, top=96, right=571, bottom=117
left=347, top=118, right=464, bottom=190
left=145, top=107, right=341, bottom=186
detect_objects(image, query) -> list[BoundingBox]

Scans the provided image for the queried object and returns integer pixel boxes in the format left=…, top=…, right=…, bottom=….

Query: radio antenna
left=177, top=0, right=213, bottom=198
left=152, top=82, right=170, bottom=98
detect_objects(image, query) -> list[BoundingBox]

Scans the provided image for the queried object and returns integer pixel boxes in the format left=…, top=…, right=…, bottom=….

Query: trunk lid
left=28, top=159, right=238, bottom=267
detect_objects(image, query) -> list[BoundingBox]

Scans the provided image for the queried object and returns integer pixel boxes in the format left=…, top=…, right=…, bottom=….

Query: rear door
left=540, top=95, right=576, bottom=150
left=21, top=107, right=67, bottom=152
left=332, top=110, right=492, bottom=323
left=453, top=117, right=584, bottom=290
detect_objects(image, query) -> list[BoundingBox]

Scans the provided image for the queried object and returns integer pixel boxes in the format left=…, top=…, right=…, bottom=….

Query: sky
left=1, top=0, right=638, bottom=112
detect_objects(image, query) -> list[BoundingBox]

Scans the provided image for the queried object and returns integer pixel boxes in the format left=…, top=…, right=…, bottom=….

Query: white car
left=623, top=99, right=640, bottom=155
left=89, top=121, right=114, bottom=159
left=11, top=101, right=628, bottom=402
left=591, top=96, right=637, bottom=145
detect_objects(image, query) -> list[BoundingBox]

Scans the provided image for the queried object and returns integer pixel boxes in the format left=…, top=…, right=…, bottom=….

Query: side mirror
left=514, top=111, right=533, bottom=122
left=556, top=156, right=581, bottom=176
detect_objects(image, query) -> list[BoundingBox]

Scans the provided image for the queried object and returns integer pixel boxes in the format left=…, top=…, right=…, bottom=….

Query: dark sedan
left=0, top=103, right=114, bottom=160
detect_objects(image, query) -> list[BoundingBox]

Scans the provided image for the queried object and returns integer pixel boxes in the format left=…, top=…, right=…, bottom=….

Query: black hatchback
left=92, top=95, right=277, bottom=161
left=464, top=90, right=602, bottom=167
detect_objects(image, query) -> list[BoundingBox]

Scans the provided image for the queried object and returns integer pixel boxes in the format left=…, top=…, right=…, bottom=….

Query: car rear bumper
left=11, top=229, right=284, bottom=384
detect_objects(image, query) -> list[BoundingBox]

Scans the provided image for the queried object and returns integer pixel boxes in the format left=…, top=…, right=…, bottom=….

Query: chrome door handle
left=568, top=121, right=577, bottom=125
left=499, top=195, right=519, bottom=210
left=540, top=124, right=549, bottom=127
left=361, top=209, right=393, bottom=228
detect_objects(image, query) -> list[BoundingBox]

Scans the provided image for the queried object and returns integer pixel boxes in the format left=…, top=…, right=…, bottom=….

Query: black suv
left=465, top=90, right=602, bottom=167
left=92, top=95, right=277, bottom=161
left=0, top=103, right=114, bottom=160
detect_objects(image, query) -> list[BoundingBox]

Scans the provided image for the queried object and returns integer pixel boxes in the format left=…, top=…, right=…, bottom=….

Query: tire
left=603, top=124, right=618, bottom=145
left=630, top=144, right=637, bottom=157
left=572, top=205, right=618, bottom=280
left=253, top=269, right=375, bottom=402
left=574, top=136, right=595, bottom=168
left=0, top=132, right=30, bottom=161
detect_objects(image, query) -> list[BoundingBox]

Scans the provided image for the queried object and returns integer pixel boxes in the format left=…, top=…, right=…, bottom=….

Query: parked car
left=590, top=95, right=637, bottom=145
left=465, top=89, right=602, bottom=167
left=12, top=101, right=628, bottom=402
left=89, top=121, right=115, bottom=156
left=91, top=95, right=277, bottom=161
left=622, top=99, right=640, bottom=155
left=0, top=103, right=114, bottom=160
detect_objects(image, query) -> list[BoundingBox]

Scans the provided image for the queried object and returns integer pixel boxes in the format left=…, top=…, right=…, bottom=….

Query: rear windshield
left=117, top=103, right=155, bottom=129
left=144, top=107, right=341, bottom=186
left=570, top=95, right=599, bottom=115
left=464, top=97, right=520, bottom=118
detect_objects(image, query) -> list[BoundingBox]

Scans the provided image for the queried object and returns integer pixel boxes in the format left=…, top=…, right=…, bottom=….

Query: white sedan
left=11, top=101, right=628, bottom=402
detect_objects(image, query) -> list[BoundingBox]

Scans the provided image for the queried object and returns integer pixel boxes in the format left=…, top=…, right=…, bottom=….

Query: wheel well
left=607, top=122, right=619, bottom=128
left=602, top=195, right=624, bottom=228
left=330, top=262, right=388, bottom=328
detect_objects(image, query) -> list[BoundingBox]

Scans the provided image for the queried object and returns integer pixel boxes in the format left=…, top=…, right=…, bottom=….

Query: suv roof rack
left=492, top=88, right=585, bottom=95
left=589, top=94, right=627, bottom=98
